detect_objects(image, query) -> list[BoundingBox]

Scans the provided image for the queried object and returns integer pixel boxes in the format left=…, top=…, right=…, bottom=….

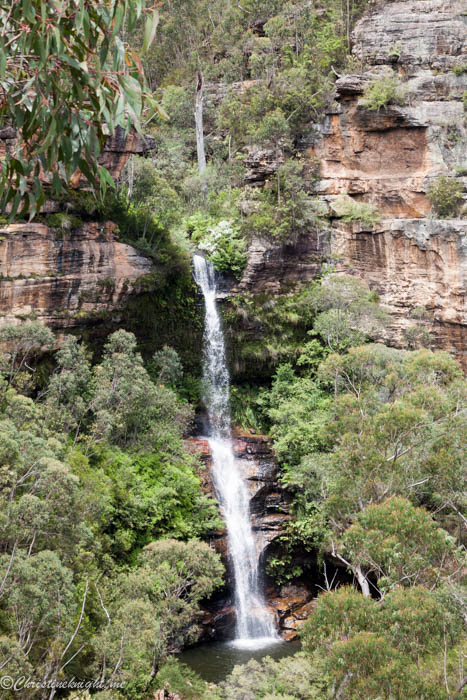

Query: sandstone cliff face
left=239, top=0, right=467, bottom=365
left=331, top=219, right=466, bottom=358
left=0, top=128, right=155, bottom=335
left=0, top=221, right=153, bottom=331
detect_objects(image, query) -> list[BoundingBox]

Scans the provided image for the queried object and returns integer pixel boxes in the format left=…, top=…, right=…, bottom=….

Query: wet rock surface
left=267, top=585, right=315, bottom=640
left=188, top=432, right=291, bottom=574
left=188, top=432, right=310, bottom=640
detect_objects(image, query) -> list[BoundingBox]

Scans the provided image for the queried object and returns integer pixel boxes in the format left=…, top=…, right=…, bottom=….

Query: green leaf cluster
left=0, top=0, right=160, bottom=218
left=361, top=73, right=407, bottom=111
left=427, top=175, right=464, bottom=218
left=0, top=326, right=224, bottom=693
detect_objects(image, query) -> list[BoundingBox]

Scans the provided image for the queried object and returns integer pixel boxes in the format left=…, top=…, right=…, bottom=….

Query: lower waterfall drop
left=193, top=254, right=278, bottom=649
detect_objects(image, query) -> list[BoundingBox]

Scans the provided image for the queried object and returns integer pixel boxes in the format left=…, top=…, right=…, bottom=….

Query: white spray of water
left=193, top=255, right=278, bottom=648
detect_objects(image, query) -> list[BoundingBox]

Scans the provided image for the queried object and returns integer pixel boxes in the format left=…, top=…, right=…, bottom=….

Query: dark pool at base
left=179, top=639, right=301, bottom=684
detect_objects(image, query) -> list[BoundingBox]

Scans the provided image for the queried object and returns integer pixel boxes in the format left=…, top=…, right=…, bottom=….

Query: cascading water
left=193, top=254, right=278, bottom=649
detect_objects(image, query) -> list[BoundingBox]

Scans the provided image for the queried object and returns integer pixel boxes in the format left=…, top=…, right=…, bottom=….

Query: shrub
left=361, top=74, right=406, bottom=111
left=152, top=345, right=183, bottom=386
left=47, top=212, right=82, bottom=235
left=452, top=63, right=467, bottom=76
left=188, top=214, right=247, bottom=278
left=427, top=175, right=464, bottom=218
left=403, top=326, right=432, bottom=349
left=331, top=196, right=380, bottom=228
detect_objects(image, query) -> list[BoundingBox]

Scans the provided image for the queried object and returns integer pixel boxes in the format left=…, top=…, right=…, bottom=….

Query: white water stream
left=193, top=254, right=278, bottom=649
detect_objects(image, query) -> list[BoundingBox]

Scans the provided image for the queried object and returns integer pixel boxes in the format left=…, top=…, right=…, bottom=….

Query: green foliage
left=0, top=0, right=161, bottom=218
left=123, top=158, right=183, bottom=232
left=266, top=366, right=332, bottom=466
left=301, top=586, right=376, bottom=653
left=299, top=585, right=466, bottom=699
left=316, top=349, right=465, bottom=533
left=133, top=0, right=371, bottom=269
left=427, top=175, right=464, bottom=218
left=217, top=652, right=326, bottom=700
left=93, top=447, right=222, bottom=562
left=262, top=341, right=465, bottom=614
left=251, top=108, right=292, bottom=150
left=230, top=384, right=267, bottom=432
left=0, top=321, right=55, bottom=391
left=403, top=323, right=432, bottom=349
left=91, top=539, right=223, bottom=696
left=361, top=73, right=406, bottom=111
left=225, top=274, right=387, bottom=381
left=44, top=335, right=93, bottom=435
left=0, top=328, right=224, bottom=693
left=242, top=160, right=325, bottom=241
left=309, top=274, right=388, bottom=352
left=452, top=63, right=467, bottom=76
left=331, top=195, right=381, bottom=228
left=89, top=330, right=192, bottom=450
left=152, top=346, right=184, bottom=386
left=188, top=214, right=246, bottom=278
left=225, top=284, right=319, bottom=379
left=155, top=658, right=208, bottom=699
left=47, top=212, right=83, bottom=235
left=341, top=497, right=462, bottom=592
left=211, top=1, right=357, bottom=148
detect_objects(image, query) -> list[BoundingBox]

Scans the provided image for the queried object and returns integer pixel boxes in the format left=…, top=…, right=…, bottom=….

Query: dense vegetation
left=0, top=291, right=464, bottom=699
left=0, top=325, right=223, bottom=697
left=0, top=0, right=465, bottom=698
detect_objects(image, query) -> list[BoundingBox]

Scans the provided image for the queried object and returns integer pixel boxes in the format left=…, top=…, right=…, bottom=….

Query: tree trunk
left=355, top=566, right=371, bottom=597
left=194, top=70, right=207, bottom=197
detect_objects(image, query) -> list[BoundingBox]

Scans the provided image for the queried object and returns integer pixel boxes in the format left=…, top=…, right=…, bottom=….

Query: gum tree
left=0, top=0, right=162, bottom=218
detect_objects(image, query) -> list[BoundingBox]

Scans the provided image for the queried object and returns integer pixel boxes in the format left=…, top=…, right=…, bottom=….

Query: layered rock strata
left=0, top=221, right=153, bottom=330
left=0, top=128, right=155, bottom=333
left=239, top=0, right=467, bottom=365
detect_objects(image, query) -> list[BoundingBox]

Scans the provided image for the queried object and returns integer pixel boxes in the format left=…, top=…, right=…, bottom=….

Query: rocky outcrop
left=351, top=0, right=466, bottom=71
left=331, top=218, right=467, bottom=363
left=98, top=127, right=155, bottom=181
left=188, top=431, right=296, bottom=640
left=233, top=232, right=328, bottom=294
left=238, top=0, right=467, bottom=365
left=266, top=585, right=315, bottom=641
left=0, top=222, right=153, bottom=331
left=0, top=128, right=155, bottom=335
left=243, top=147, right=284, bottom=186
left=310, top=0, right=467, bottom=363
left=189, top=431, right=291, bottom=574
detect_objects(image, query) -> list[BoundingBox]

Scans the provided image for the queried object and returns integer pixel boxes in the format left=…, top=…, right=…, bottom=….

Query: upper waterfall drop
left=193, top=254, right=278, bottom=647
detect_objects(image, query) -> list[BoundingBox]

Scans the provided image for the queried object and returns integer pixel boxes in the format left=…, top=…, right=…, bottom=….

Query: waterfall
left=193, top=254, right=278, bottom=648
